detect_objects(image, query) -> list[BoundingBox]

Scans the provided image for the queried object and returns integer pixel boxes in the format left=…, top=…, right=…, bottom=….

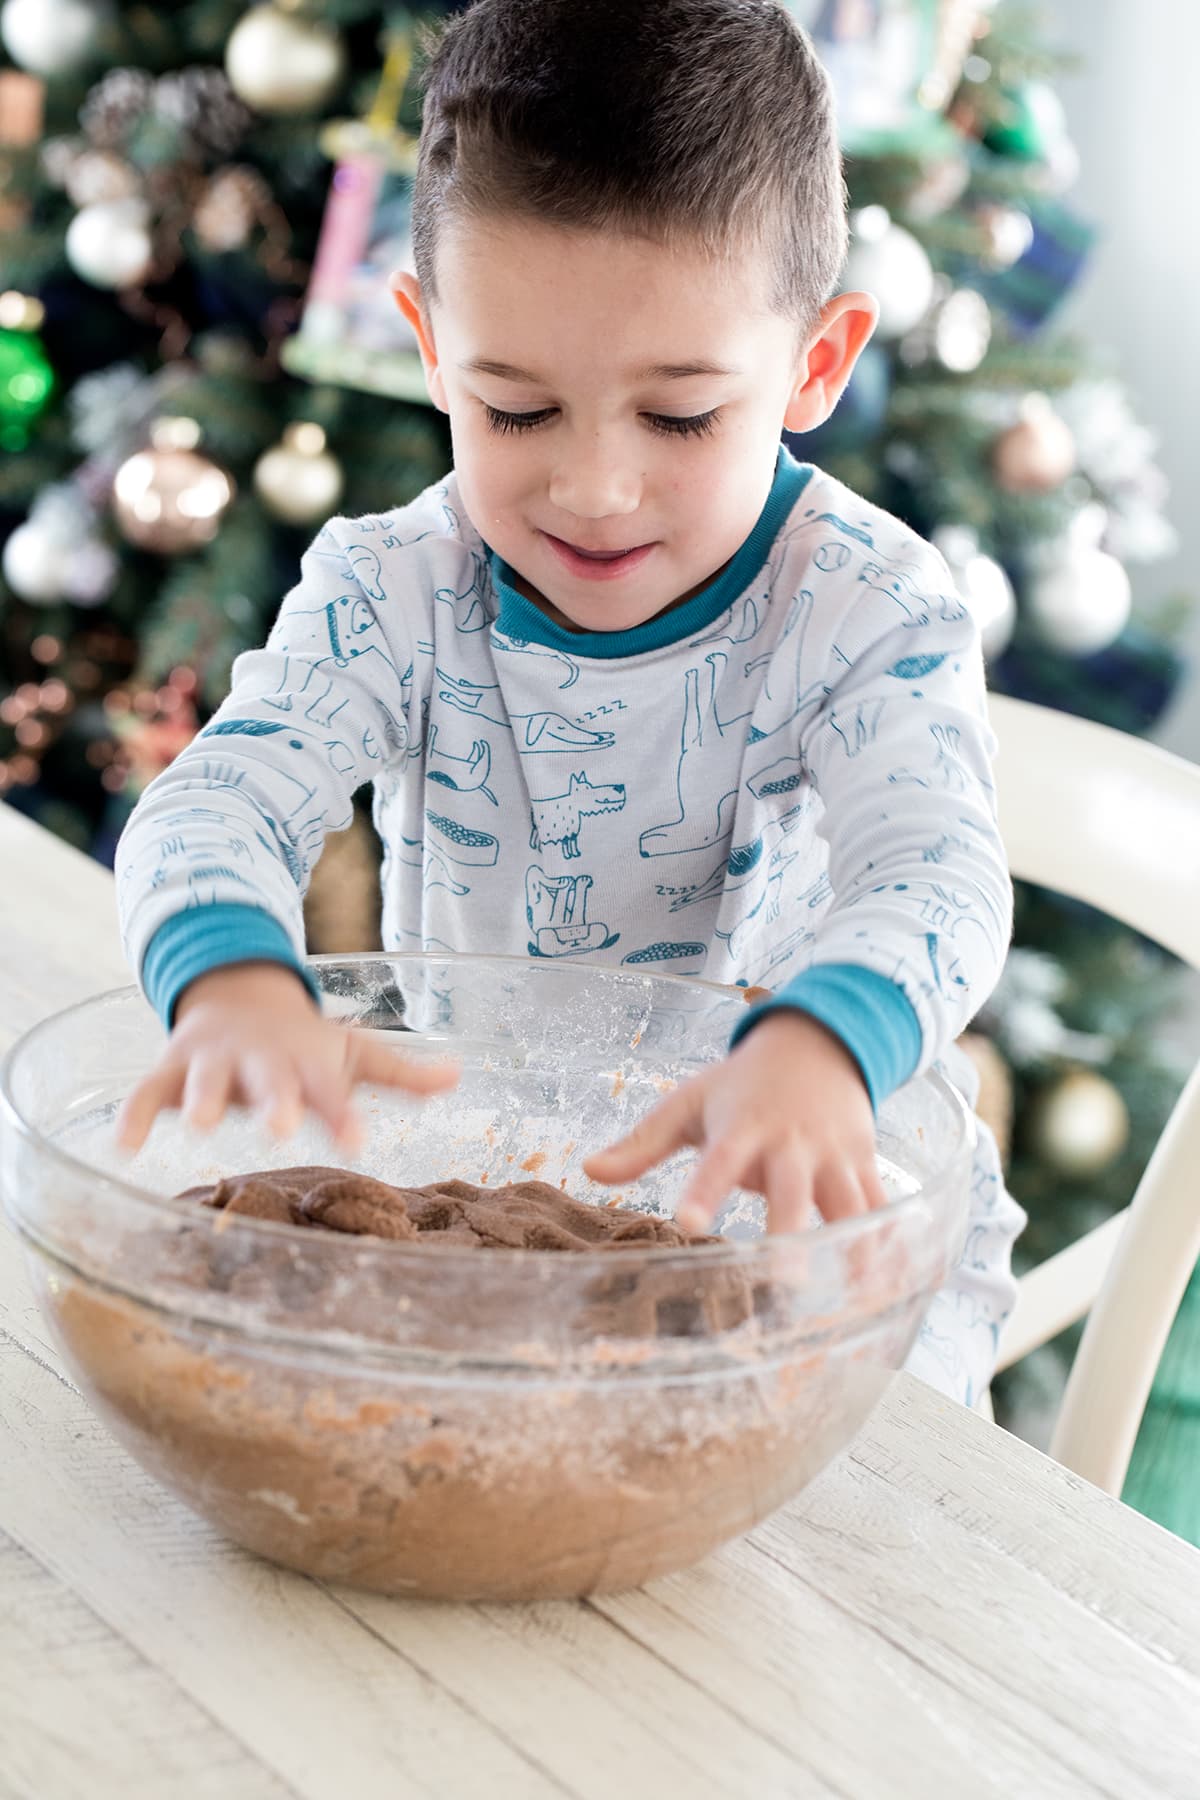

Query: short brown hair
left=412, top=0, right=847, bottom=327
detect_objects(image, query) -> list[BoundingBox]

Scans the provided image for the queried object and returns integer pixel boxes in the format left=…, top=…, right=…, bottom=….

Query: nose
left=548, top=436, right=641, bottom=520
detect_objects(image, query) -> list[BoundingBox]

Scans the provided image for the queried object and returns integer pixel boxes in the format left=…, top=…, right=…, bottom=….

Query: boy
left=115, top=0, right=1023, bottom=1405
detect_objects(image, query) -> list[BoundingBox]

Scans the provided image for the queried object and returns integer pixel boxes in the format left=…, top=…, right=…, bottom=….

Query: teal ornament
left=983, top=80, right=1069, bottom=163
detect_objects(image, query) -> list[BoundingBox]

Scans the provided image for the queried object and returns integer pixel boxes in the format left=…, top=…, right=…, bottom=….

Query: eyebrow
left=460, top=357, right=739, bottom=383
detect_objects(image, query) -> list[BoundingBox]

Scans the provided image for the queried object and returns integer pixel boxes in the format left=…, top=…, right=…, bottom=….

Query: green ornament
left=0, top=326, right=55, bottom=450
left=983, top=80, right=1069, bottom=163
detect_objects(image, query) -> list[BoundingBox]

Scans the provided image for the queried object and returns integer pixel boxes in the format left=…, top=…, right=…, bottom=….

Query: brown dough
left=42, top=1166, right=871, bottom=1600
left=178, top=1164, right=700, bottom=1251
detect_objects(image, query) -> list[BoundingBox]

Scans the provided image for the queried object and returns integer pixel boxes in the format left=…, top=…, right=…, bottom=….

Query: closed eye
left=646, top=409, right=720, bottom=440
left=484, top=405, right=556, bottom=434
left=483, top=405, right=721, bottom=439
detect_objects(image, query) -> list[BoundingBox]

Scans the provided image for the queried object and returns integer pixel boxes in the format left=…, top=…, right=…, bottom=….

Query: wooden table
left=2, top=800, right=1198, bottom=1800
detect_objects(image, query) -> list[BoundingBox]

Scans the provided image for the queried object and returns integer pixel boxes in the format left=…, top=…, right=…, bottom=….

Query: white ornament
left=2, top=520, right=69, bottom=603
left=843, top=206, right=935, bottom=340
left=1025, top=542, right=1132, bottom=656
left=1, top=484, right=118, bottom=606
left=932, top=525, right=1016, bottom=660
left=65, top=197, right=155, bottom=290
left=0, top=0, right=103, bottom=79
left=225, top=4, right=346, bottom=117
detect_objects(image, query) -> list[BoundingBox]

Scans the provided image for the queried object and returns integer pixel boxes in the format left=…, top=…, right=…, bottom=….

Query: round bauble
left=0, top=0, right=104, bottom=79
left=842, top=207, right=935, bottom=340
left=0, top=316, right=55, bottom=443
left=2, top=519, right=69, bottom=603
left=983, top=79, right=1070, bottom=163
left=976, top=203, right=1035, bottom=271
left=931, top=525, right=1016, bottom=660
left=901, top=283, right=991, bottom=373
left=254, top=422, right=345, bottom=525
left=112, top=418, right=236, bottom=554
left=992, top=395, right=1076, bottom=493
left=1028, top=1069, right=1129, bottom=1178
left=1024, top=545, right=1132, bottom=657
left=65, top=196, right=154, bottom=290
left=225, top=4, right=346, bottom=117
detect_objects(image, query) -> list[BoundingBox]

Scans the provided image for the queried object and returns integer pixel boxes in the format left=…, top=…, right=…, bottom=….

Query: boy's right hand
left=115, top=962, right=459, bottom=1155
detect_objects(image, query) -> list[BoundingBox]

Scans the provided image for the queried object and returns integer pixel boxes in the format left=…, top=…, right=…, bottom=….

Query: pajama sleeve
left=115, top=520, right=423, bottom=1022
left=735, top=541, right=1012, bottom=1091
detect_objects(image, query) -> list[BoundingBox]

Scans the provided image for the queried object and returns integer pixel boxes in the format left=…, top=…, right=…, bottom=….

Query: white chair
left=983, top=693, right=1200, bottom=1497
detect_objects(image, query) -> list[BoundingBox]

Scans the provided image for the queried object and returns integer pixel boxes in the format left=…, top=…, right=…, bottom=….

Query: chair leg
left=1050, top=1061, right=1200, bottom=1494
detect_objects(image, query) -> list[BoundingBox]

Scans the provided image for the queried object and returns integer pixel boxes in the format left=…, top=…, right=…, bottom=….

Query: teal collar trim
left=488, top=445, right=812, bottom=661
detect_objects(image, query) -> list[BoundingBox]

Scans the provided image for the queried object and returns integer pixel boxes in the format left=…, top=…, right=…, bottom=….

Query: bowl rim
left=0, top=950, right=977, bottom=1270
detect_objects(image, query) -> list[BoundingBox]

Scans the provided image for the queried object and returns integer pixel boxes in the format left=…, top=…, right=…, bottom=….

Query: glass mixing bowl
left=0, top=953, right=973, bottom=1600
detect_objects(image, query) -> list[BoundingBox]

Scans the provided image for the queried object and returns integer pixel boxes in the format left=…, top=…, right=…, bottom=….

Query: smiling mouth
left=547, top=534, right=647, bottom=561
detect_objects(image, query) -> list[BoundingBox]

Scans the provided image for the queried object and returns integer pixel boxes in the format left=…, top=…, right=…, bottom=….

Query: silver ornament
left=842, top=207, right=935, bottom=340
left=0, top=0, right=105, bottom=80
left=901, top=282, right=992, bottom=373
left=225, top=5, right=346, bottom=117
left=65, top=196, right=155, bottom=289
left=1025, top=540, right=1132, bottom=656
left=2, top=519, right=70, bottom=603
left=931, top=524, right=1015, bottom=660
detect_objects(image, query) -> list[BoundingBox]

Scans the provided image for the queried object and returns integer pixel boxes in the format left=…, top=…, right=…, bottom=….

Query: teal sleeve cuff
left=729, top=963, right=923, bottom=1113
left=142, top=904, right=320, bottom=1029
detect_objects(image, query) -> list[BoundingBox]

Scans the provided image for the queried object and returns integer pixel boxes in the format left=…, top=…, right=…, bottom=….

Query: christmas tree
left=1, top=0, right=1194, bottom=1535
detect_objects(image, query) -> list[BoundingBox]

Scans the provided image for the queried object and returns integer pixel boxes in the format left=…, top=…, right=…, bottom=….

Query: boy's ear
left=391, top=270, right=449, bottom=413
left=783, top=292, right=879, bottom=434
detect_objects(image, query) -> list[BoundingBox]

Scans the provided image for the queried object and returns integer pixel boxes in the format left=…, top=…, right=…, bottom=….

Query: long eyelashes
left=483, top=406, right=721, bottom=440
left=484, top=406, right=556, bottom=434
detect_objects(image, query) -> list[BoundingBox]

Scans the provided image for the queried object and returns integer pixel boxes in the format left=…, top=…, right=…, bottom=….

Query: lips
left=541, top=531, right=657, bottom=581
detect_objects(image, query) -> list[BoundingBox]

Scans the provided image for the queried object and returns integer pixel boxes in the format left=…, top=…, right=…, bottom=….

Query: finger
left=813, top=1161, right=870, bottom=1225
left=763, top=1141, right=817, bottom=1236
left=238, top=1055, right=305, bottom=1141
left=582, top=1086, right=697, bottom=1184
left=859, top=1157, right=890, bottom=1212
left=115, top=1066, right=183, bottom=1153
left=299, top=1065, right=363, bottom=1154
left=181, top=1054, right=235, bottom=1133
left=350, top=1034, right=460, bottom=1096
left=675, top=1132, right=757, bottom=1236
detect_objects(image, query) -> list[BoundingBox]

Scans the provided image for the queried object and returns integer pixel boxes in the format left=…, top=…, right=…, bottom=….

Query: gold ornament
left=1028, top=1069, right=1130, bottom=1179
left=992, top=394, right=1076, bottom=494
left=253, top=422, right=344, bottom=525
left=111, top=417, right=235, bottom=554
left=224, top=3, right=346, bottom=117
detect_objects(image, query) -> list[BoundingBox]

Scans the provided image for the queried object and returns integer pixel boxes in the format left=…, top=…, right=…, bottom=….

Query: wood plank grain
left=331, top=1587, right=824, bottom=1800
left=0, top=1268, right=569, bottom=1800
left=0, top=1528, right=300, bottom=1800
left=0, top=804, right=128, bottom=1038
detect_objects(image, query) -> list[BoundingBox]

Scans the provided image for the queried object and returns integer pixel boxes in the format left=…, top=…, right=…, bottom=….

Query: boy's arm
left=587, top=546, right=1009, bottom=1232
left=735, top=543, right=1012, bottom=1106
left=116, top=520, right=422, bottom=1025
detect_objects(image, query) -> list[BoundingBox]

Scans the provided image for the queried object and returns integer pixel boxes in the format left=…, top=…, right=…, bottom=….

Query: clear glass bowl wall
left=0, top=954, right=973, bottom=1599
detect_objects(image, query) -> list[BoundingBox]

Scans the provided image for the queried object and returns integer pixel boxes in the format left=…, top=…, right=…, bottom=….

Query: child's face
left=395, top=218, right=874, bottom=633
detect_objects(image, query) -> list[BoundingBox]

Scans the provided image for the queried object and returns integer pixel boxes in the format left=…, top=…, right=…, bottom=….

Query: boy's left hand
left=583, top=1011, right=889, bottom=1235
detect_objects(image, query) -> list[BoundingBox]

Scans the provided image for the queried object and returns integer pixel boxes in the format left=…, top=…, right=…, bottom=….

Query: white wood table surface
left=1, top=799, right=1198, bottom=1800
